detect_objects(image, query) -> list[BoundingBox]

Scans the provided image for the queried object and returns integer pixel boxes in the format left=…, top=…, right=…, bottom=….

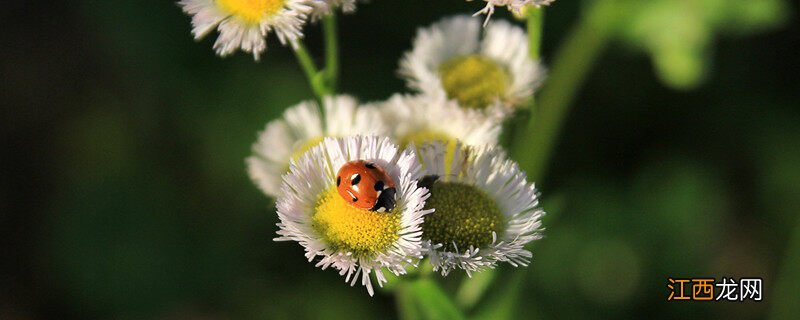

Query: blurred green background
left=2, top=0, right=799, bottom=319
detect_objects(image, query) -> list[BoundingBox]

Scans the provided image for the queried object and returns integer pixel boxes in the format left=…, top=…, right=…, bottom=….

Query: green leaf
left=455, top=269, right=497, bottom=310
left=607, top=0, right=789, bottom=89
left=408, top=279, right=466, bottom=320
left=397, top=282, right=422, bottom=320
left=471, top=272, right=527, bottom=320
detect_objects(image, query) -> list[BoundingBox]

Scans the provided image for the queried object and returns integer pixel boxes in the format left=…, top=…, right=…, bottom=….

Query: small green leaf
left=607, top=0, right=789, bottom=89
left=471, top=272, right=527, bottom=320
left=456, top=269, right=497, bottom=310
left=409, top=279, right=466, bottom=320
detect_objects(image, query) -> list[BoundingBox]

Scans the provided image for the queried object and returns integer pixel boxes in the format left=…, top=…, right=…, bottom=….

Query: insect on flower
left=336, top=160, right=397, bottom=212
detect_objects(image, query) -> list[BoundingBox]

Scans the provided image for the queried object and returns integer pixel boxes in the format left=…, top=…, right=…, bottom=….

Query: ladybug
left=336, top=160, right=397, bottom=212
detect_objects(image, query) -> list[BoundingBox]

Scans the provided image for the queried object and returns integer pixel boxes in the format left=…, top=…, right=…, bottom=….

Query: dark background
left=2, top=0, right=799, bottom=319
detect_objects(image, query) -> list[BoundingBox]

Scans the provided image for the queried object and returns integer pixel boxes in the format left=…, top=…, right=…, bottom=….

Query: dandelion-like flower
left=379, top=93, right=501, bottom=156
left=399, top=15, right=545, bottom=115
left=417, top=141, right=545, bottom=276
left=275, top=136, right=432, bottom=295
left=179, top=0, right=312, bottom=60
left=247, top=95, right=388, bottom=198
left=307, top=0, right=358, bottom=20
left=472, top=0, right=555, bottom=25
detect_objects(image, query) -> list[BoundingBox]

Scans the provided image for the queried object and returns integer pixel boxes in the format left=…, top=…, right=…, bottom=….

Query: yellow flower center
left=291, top=136, right=324, bottom=162
left=422, top=181, right=504, bottom=251
left=217, top=0, right=286, bottom=24
left=312, top=188, right=401, bottom=258
left=438, top=55, right=510, bottom=109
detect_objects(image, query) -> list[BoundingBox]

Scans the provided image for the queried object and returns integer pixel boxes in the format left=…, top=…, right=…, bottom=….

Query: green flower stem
left=512, top=1, right=615, bottom=182
left=527, top=7, right=544, bottom=61
left=323, top=13, right=339, bottom=92
left=500, top=8, right=544, bottom=150
left=292, top=41, right=330, bottom=100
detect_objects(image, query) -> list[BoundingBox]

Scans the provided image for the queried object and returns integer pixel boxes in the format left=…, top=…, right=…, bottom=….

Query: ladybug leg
left=371, top=187, right=396, bottom=212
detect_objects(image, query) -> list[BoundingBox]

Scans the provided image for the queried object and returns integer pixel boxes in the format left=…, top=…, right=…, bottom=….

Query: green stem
left=511, top=2, right=614, bottom=182
left=291, top=41, right=330, bottom=100
left=527, top=8, right=544, bottom=61
left=323, top=13, right=339, bottom=92
left=501, top=8, right=544, bottom=150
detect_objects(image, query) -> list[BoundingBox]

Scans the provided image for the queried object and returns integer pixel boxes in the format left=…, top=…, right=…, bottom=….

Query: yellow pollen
left=439, top=55, right=510, bottom=109
left=422, top=181, right=504, bottom=251
left=217, top=0, right=286, bottom=24
left=312, top=188, right=401, bottom=258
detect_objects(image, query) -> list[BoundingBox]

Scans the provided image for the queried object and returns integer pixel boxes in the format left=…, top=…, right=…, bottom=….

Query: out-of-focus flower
left=417, top=141, right=545, bottom=276
left=307, top=0, right=358, bottom=20
left=275, top=136, right=432, bottom=295
left=399, top=16, right=545, bottom=116
left=378, top=93, right=501, bottom=157
left=247, top=95, right=387, bottom=198
left=472, top=0, right=555, bottom=25
left=179, top=0, right=312, bottom=60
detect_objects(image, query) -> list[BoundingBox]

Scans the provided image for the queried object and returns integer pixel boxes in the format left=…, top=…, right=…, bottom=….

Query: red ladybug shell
left=336, top=160, right=397, bottom=212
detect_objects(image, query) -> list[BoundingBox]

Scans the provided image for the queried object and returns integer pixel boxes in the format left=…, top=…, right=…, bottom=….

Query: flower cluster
left=179, top=0, right=554, bottom=60
left=181, top=1, right=552, bottom=296
left=179, top=0, right=359, bottom=60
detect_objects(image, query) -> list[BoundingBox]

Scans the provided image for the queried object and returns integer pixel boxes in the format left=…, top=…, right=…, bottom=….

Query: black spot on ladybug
left=336, top=176, right=341, bottom=186
left=351, top=174, right=361, bottom=185
left=352, top=196, right=358, bottom=202
left=371, top=187, right=396, bottom=212
left=365, top=162, right=377, bottom=169
left=374, top=181, right=384, bottom=191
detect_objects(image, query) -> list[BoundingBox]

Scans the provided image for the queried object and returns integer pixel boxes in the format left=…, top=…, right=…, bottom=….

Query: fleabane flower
left=378, top=93, right=501, bottom=159
left=179, top=0, right=312, bottom=60
left=472, top=0, right=555, bottom=25
left=275, top=136, right=432, bottom=295
left=307, top=0, right=358, bottom=20
left=417, top=141, right=545, bottom=276
left=247, top=95, right=388, bottom=198
left=399, top=15, right=545, bottom=116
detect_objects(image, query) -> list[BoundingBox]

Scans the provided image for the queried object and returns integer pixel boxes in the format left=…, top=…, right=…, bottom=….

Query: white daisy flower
left=306, top=0, right=358, bottom=20
left=472, top=0, right=555, bottom=25
left=417, top=141, right=545, bottom=276
left=247, top=95, right=388, bottom=198
left=275, top=136, right=432, bottom=295
left=379, top=93, right=501, bottom=151
left=179, top=0, right=312, bottom=60
left=399, top=15, right=545, bottom=115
